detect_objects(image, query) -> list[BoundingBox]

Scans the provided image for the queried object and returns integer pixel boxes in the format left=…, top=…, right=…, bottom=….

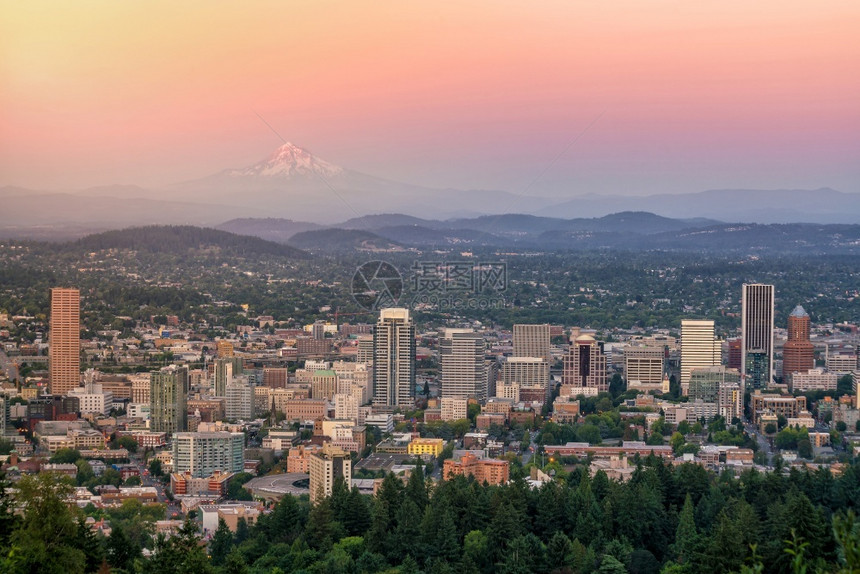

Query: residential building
left=311, top=370, right=339, bottom=401
left=790, top=368, right=838, bottom=392
left=150, top=365, right=188, bottom=435
left=214, top=357, right=243, bottom=397
left=225, top=377, right=254, bottom=420
left=334, top=393, right=359, bottom=422
left=501, top=357, right=550, bottom=402
left=441, top=397, right=468, bottom=421
left=443, top=452, right=509, bottom=485
left=309, top=444, right=351, bottom=504
left=172, top=431, right=244, bottom=478
left=372, top=308, right=416, bottom=407
left=49, top=287, right=80, bottom=395
left=742, top=284, right=775, bottom=389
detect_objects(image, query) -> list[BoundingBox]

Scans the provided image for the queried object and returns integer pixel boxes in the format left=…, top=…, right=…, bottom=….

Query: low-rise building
left=443, top=452, right=509, bottom=485
left=408, top=438, right=445, bottom=458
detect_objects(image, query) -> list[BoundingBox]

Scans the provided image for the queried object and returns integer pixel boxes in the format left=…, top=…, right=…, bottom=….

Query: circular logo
left=351, top=261, right=403, bottom=310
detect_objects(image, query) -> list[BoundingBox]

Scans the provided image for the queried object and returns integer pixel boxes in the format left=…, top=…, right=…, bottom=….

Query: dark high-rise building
left=727, top=338, right=743, bottom=371
left=49, top=287, right=80, bottom=395
left=150, top=365, right=188, bottom=435
left=783, top=305, right=815, bottom=380
left=562, top=334, right=607, bottom=393
left=742, top=284, right=774, bottom=389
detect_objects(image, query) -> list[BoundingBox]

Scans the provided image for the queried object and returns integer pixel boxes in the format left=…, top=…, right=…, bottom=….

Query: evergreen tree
left=105, top=524, right=140, bottom=573
left=209, top=518, right=234, bottom=566
left=545, top=531, right=575, bottom=572
left=1, top=473, right=86, bottom=574
left=670, top=494, right=698, bottom=568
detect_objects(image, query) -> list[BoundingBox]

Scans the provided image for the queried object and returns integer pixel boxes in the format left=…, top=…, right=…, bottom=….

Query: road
left=746, top=422, right=773, bottom=466
left=0, top=349, right=18, bottom=382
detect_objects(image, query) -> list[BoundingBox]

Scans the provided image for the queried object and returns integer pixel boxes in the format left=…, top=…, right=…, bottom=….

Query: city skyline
left=2, top=1, right=857, bottom=198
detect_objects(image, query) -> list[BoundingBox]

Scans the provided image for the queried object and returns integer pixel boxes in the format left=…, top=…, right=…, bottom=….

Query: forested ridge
left=5, top=458, right=860, bottom=573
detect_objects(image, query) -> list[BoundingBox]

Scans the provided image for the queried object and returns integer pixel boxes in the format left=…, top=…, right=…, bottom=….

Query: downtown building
left=172, top=431, right=244, bottom=478
left=624, top=345, right=665, bottom=392
left=783, top=305, right=815, bottom=382
left=562, top=334, right=608, bottom=394
left=309, top=444, right=352, bottom=504
left=501, top=357, right=551, bottom=403
left=49, top=287, right=81, bottom=395
left=680, top=320, right=721, bottom=395
left=372, top=308, right=416, bottom=408
left=742, top=283, right=775, bottom=389
left=150, top=365, right=188, bottom=435
left=513, top=324, right=551, bottom=363
left=440, top=329, right=487, bottom=401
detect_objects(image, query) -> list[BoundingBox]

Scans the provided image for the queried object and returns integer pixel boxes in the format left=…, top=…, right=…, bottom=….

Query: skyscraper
left=562, top=334, right=608, bottom=393
left=680, top=320, right=721, bottom=393
left=372, top=308, right=416, bottom=407
left=501, top=357, right=551, bottom=402
left=49, top=287, right=81, bottom=395
left=742, top=284, right=775, bottom=389
left=782, top=305, right=815, bottom=381
left=214, top=356, right=243, bottom=397
left=150, top=365, right=188, bottom=435
left=440, top=329, right=486, bottom=401
left=513, top=324, right=551, bottom=362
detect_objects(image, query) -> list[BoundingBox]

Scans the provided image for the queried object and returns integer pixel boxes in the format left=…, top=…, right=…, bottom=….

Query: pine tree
left=671, top=493, right=698, bottom=568
left=209, top=517, right=234, bottom=566
left=105, top=524, right=140, bottom=573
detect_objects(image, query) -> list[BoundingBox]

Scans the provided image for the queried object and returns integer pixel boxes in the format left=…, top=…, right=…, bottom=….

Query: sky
left=2, top=0, right=859, bottom=196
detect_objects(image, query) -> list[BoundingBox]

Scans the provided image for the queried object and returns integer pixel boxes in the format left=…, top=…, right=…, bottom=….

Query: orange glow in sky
left=1, top=1, right=858, bottom=194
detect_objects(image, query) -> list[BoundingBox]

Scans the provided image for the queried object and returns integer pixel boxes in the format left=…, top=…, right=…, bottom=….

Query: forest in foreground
left=4, top=457, right=860, bottom=574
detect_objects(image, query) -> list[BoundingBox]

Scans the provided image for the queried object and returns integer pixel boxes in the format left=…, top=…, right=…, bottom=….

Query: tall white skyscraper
left=440, top=329, right=486, bottom=401
left=372, top=308, right=416, bottom=407
left=680, top=320, right=721, bottom=393
left=742, top=284, right=775, bottom=389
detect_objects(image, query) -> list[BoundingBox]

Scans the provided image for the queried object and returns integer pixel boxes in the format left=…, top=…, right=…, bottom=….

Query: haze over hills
left=1, top=143, right=859, bottom=241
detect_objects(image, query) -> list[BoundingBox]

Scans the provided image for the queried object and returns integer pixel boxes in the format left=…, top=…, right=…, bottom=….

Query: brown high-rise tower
left=783, top=305, right=814, bottom=379
left=49, top=287, right=80, bottom=395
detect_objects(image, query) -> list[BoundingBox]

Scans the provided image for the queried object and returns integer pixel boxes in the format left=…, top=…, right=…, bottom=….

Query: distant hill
left=288, top=228, right=401, bottom=251
left=69, top=225, right=308, bottom=258
left=537, top=188, right=860, bottom=224
left=339, top=213, right=441, bottom=230
left=216, top=218, right=323, bottom=243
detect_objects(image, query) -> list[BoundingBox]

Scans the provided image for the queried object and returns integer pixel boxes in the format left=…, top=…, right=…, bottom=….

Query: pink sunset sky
left=1, top=1, right=858, bottom=196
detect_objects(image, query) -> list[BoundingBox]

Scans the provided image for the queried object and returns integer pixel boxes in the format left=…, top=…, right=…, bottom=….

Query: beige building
left=309, top=444, right=351, bottom=504
left=624, top=346, right=664, bottom=391
left=49, top=287, right=81, bottom=395
left=513, top=324, right=551, bottom=363
left=441, top=397, right=468, bottom=421
left=680, top=320, right=721, bottom=393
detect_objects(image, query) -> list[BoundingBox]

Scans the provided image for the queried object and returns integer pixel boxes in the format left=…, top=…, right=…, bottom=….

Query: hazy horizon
left=2, top=1, right=859, bottom=197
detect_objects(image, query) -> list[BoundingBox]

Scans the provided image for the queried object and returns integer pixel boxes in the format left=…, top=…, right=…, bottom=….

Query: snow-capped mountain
left=227, top=142, right=344, bottom=179
left=168, top=142, right=541, bottom=222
